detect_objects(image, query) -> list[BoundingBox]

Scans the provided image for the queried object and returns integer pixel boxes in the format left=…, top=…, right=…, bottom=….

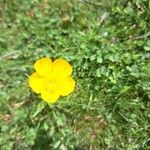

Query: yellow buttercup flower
left=28, top=58, right=75, bottom=103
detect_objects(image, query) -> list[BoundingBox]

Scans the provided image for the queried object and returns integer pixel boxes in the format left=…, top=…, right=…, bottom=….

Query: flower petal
left=53, top=59, right=72, bottom=77
left=41, top=91, right=60, bottom=103
left=57, top=77, right=75, bottom=96
left=34, top=57, right=52, bottom=78
left=28, top=73, right=46, bottom=93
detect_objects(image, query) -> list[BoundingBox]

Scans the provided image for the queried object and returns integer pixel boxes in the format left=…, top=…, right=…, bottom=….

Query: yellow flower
left=28, top=58, right=75, bottom=103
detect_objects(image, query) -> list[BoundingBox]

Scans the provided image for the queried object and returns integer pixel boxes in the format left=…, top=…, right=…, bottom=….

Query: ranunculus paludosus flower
left=29, top=58, right=75, bottom=103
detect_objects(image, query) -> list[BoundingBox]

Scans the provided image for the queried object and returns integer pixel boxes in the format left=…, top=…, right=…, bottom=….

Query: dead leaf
left=0, top=114, right=11, bottom=122
left=62, top=15, right=69, bottom=23
left=1, top=51, right=20, bottom=60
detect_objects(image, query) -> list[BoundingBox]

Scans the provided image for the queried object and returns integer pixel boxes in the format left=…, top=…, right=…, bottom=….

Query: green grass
left=0, top=0, right=150, bottom=149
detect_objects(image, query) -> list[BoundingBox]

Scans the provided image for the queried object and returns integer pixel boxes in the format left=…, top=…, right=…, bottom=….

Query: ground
left=0, top=0, right=150, bottom=149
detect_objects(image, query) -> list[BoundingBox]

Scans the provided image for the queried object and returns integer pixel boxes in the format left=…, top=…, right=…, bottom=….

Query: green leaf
left=97, top=56, right=103, bottom=63
left=32, top=101, right=46, bottom=118
left=54, top=141, right=61, bottom=149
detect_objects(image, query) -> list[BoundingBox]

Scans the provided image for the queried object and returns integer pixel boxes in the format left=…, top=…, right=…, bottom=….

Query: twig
left=80, top=0, right=102, bottom=7
left=134, top=31, right=150, bottom=40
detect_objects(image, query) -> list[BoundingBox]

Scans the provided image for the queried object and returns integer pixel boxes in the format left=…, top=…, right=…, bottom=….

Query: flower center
left=43, top=77, right=57, bottom=93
